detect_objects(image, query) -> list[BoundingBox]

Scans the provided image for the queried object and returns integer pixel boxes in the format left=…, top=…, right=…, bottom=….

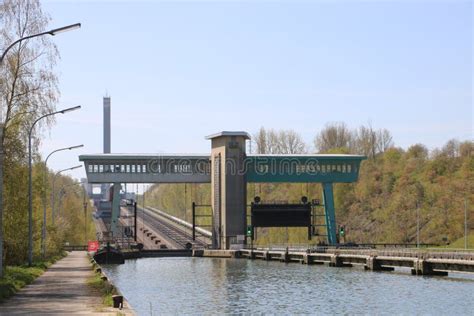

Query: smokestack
left=103, top=96, right=111, bottom=153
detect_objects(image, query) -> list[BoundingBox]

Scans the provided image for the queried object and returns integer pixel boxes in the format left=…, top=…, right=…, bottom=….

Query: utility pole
left=465, top=198, right=468, bottom=250
left=416, top=202, right=420, bottom=249
left=142, top=184, right=145, bottom=241
left=134, top=202, right=137, bottom=242
left=83, top=187, right=87, bottom=245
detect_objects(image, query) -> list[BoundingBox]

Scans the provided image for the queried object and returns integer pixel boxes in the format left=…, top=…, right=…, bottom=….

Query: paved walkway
left=0, top=251, right=132, bottom=315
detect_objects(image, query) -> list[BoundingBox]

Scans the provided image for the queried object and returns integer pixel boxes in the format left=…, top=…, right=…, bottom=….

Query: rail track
left=138, top=206, right=210, bottom=249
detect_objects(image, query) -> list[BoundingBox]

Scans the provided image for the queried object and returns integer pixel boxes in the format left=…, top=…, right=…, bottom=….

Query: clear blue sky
left=40, top=0, right=472, bottom=180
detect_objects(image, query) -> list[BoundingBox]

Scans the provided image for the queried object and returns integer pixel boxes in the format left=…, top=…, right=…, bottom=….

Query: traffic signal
left=246, top=225, right=253, bottom=237
left=339, top=225, right=345, bottom=237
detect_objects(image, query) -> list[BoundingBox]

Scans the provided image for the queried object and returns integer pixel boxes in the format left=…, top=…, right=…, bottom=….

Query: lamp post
left=416, top=202, right=420, bottom=248
left=465, top=198, right=468, bottom=250
left=57, top=189, right=66, bottom=224
left=51, top=165, right=82, bottom=225
left=56, top=181, right=84, bottom=218
left=27, top=106, right=81, bottom=266
left=41, top=145, right=83, bottom=258
left=1, top=22, right=81, bottom=272
left=55, top=182, right=88, bottom=245
left=0, top=23, right=81, bottom=64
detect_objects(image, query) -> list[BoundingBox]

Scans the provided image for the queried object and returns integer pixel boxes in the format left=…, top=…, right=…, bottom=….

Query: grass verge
left=441, top=232, right=474, bottom=250
left=87, top=265, right=118, bottom=307
left=0, top=252, right=67, bottom=303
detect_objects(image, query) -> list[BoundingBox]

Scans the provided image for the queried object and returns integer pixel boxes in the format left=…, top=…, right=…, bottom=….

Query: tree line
left=146, top=123, right=472, bottom=246
left=1, top=0, right=94, bottom=267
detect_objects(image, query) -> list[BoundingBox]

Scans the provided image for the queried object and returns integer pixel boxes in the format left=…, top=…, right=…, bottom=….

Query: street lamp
left=0, top=22, right=81, bottom=273
left=0, top=23, right=81, bottom=64
left=27, top=106, right=81, bottom=266
left=56, top=181, right=84, bottom=218
left=57, top=181, right=89, bottom=245
left=41, top=145, right=84, bottom=258
left=51, top=165, right=82, bottom=224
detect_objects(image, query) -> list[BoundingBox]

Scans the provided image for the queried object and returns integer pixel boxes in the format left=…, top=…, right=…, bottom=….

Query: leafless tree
left=314, top=122, right=354, bottom=153
left=0, top=0, right=59, bottom=276
left=254, top=127, right=306, bottom=154
left=277, top=129, right=306, bottom=154
left=376, top=128, right=394, bottom=153
left=254, top=127, right=268, bottom=154
left=355, top=124, right=381, bottom=158
left=441, top=139, right=460, bottom=158
left=1, top=0, right=59, bottom=150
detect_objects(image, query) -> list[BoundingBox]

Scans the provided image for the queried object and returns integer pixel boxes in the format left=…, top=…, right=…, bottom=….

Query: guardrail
left=63, top=245, right=88, bottom=251
left=244, top=243, right=443, bottom=252
left=143, top=206, right=212, bottom=239
left=242, top=245, right=474, bottom=261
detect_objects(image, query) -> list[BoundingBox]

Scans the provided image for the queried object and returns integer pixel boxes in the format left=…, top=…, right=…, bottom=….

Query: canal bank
left=0, top=251, right=134, bottom=315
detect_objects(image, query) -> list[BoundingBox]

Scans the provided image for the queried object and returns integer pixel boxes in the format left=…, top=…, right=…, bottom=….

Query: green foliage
left=144, top=137, right=472, bottom=247
left=441, top=233, right=474, bottom=249
left=3, top=157, right=95, bottom=266
left=87, top=271, right=117, bottom=306
left=0, top=0, right=93, bottom=277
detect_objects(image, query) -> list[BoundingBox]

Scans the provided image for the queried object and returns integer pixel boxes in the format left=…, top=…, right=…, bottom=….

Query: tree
left=441, top=139, right=460, bottom=158
left=253, top=127, right=268, bottom=154
left=254, top=127, right=306, bottom=154
left=314, top=122, right=354, bottom=153
left=277, top=129, right=306, bottom=154
left=354, top=125, right=377, bottom=158
left=0, top=0, right=59, bottom=273
left=406, top=144, right=429, bottom=160
left=1, top=0, right=59, bottom=131
left=376, top=128, right=394, bottom=153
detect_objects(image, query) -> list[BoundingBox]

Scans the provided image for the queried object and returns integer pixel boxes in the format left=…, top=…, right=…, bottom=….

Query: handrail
left=142, top=206, right=212, bottom=238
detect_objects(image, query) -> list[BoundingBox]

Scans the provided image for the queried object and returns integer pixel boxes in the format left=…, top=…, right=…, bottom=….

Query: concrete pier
left=194, top=248, right=474, bottom=276
left=365, top=256, right=395, bottom=271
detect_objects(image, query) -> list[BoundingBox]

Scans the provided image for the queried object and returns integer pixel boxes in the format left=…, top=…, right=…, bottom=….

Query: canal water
left=102, top=257, right=474, bottom=315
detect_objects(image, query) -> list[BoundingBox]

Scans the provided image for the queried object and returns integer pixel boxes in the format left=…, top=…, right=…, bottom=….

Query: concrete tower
left=101, top=96, right=112, bottom=200
left=103, top=96, right=111, bottom=154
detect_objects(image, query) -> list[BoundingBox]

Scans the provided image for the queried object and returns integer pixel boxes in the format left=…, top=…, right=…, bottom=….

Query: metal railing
left=240, top=244, right=474, bottom=261
left=63, top=245, right=88, bottom=251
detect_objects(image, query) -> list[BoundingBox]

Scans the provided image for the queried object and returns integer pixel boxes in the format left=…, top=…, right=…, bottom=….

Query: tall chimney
left=103, top=96, right=111, bottom=153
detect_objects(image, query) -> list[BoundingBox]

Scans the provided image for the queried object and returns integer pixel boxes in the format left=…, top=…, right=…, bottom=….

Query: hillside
left=144, top=127, right=473, bottom=246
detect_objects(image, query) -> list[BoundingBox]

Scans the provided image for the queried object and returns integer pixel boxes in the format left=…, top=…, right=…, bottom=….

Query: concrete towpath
left=0, top=251, right=133, bottom=315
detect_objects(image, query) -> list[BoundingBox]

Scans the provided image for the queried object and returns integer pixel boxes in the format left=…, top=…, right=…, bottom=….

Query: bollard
left=112, top=295, right=123, bottom=309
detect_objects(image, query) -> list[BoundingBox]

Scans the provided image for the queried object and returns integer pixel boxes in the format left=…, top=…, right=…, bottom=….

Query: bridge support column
left=110, top=183, right=122, bottom=238
left=322, top=183, right=337, bottom=245
left=302, top=254, right=314, bottom=264
left=412, top=259, right=448, bottom=276
left=329, top=254, right=352, bottom=267
left=207, top=132, right=250, bottom=250
left=329, top=254, right=343, bottom=267
left=365, top=256, right=394, bottom=271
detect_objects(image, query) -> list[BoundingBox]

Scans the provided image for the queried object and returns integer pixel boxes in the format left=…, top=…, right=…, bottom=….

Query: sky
left=39, top=0, right=472, bottom=181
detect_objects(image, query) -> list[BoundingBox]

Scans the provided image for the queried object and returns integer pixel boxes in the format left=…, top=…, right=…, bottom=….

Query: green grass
left=443, top=232, right=474, bottom=250
left=87, top=271, right=117, bottom=307
left=0, top=252, right=66, bottom=303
